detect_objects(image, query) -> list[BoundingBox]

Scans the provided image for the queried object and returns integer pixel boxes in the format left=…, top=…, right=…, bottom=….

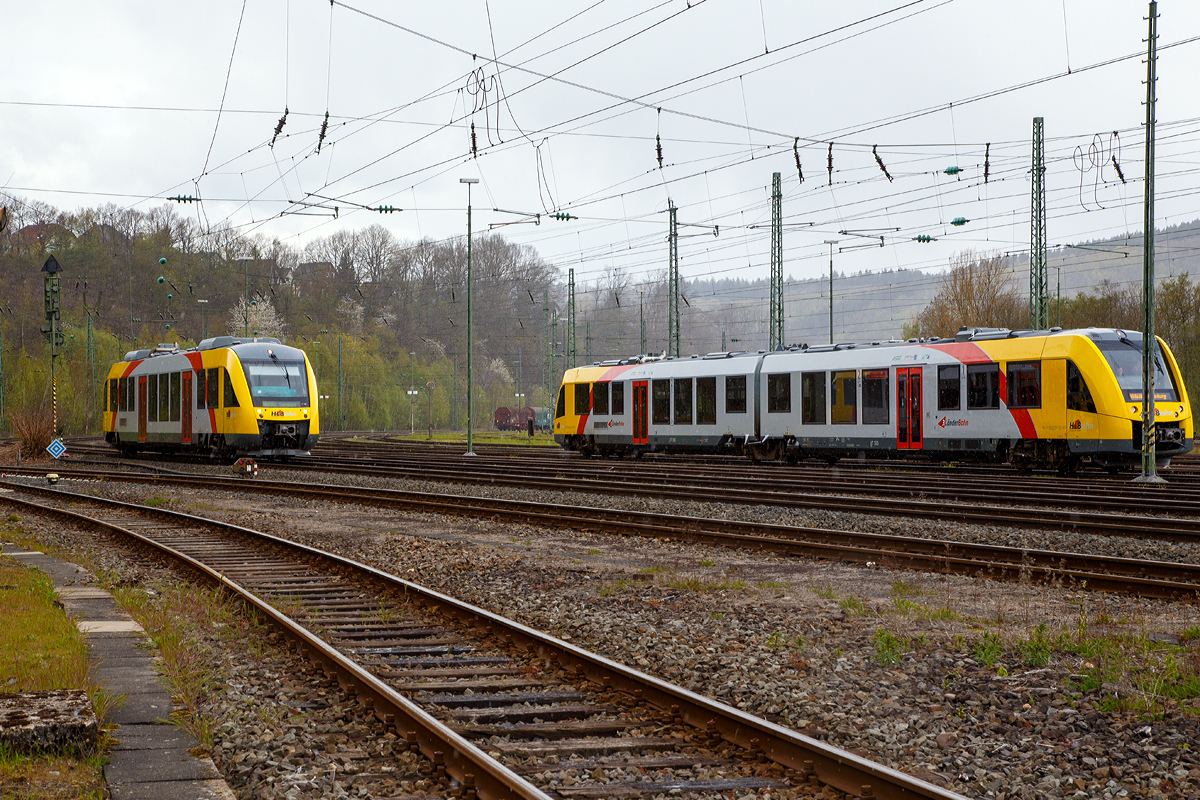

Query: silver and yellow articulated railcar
left=103, top=336, right=319, bottom=458
left=554, top=327, right=1193, bottom=473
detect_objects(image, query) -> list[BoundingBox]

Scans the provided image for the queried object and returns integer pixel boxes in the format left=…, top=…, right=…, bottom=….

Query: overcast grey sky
left=4, top=0, right=1200, bottom=298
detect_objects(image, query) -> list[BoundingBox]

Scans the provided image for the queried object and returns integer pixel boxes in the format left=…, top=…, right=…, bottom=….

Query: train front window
left=574, top=383, right=592, bottom=415
left=1096, top=339, right=1179, bottom=402
left=241, top=360, right=307, bottom=407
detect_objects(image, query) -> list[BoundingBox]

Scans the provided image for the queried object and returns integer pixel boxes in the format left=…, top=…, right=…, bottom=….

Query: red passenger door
left=137, top=376, right=148, bottom=442
left=181, top=371, right=192, bottom=444
left=897, top=367, right=923, bottom=450
left=632, top=380, right=648, bottom=445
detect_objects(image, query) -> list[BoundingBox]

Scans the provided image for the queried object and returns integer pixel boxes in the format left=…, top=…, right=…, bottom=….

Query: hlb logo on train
left=936, top=417, right=968, bottom=428
left=1069, top=419, right=1094, bottom=431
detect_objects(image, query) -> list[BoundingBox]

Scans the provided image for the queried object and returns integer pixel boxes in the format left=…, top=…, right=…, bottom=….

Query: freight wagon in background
left=494, top=406, right=551, bottom=432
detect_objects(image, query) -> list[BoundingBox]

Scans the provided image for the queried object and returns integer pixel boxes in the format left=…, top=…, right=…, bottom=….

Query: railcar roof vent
left=123, top=350, right=150, bottom=362
left=200, top=336, right=240, bottom=350
left=150, top=342, right=179, bottom=356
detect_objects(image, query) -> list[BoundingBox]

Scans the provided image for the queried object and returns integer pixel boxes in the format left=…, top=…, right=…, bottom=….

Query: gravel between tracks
left=7, top=467, right=1200, bottom=800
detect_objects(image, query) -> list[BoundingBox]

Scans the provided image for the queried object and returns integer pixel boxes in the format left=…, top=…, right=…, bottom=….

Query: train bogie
left=553, top=328, right=1193, bottom=472
left=102, top=336, right=320, bottom=459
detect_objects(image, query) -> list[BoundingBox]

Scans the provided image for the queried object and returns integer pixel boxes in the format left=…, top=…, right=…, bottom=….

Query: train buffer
left=232, top=458, right=258, bottom=478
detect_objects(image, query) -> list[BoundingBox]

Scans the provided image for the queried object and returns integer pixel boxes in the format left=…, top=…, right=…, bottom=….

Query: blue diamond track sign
left=47, top=438, right=66, bottom=459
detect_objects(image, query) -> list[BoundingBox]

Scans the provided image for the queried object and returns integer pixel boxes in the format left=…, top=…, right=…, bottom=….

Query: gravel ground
left=4, top=468, right=1200, bottom=800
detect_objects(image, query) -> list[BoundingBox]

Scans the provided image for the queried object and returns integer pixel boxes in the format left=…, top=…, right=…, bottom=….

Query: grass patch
left=839, top=595, right=867, bottom=616
left=892, top=597, right=920, bottom=615
left=890, top=579, right=922, bottom=596
left=585, top=549, right=602, bottom=556
left=700, top=559, right=716, bottom=567
left=0, top=554, right=108, bottom=798
left=1016, top=623, right=1052, bottom=667
left=809, top=580, right=838, bottom=599
left=142, top=496, right=169, bottom=508
left=755, top=580, right=789, bottom=591
left=918, top=605, right=961, bottom=622
left=972, top=631, right=1004, bottom=667
left=665, top=575, right=748, bottom=593
left=873, top=628, right=912, bottom=665
left=0, top=556, right=89, bottom=692
left=109, top=582, right=264, bottom=753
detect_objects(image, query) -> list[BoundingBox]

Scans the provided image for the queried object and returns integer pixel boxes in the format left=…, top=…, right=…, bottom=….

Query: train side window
left=574, top=383, right=591, bottom=415
left=862, top=369, right=889, bottom=424
left=1067, top=360, right=1096, bottom=413
left=119, top=377, right=128, bottom=412
left=801, top=372, right=826, bottom=424
left=611, top=381, right=625, bottom=415
left=555, top=385, right=566, bottom=418
left=108, top=378, right=117, bottom=412
left=170, top=372, right=182, bottom=422
left=966, top=364, right=1000, bottom=409
left=159, top=374, right=171, bottom=421
left=767, top=373, right=791, bottom=413
left=831, top=370, right=857, bottom=424
left=696, top=377, right=716, bottom=424
left=673, top=378, right=693, bottom=425
left=725, top=375, right=747, bottom=414
left=1006, top=361, right=1041, bottom=409
left=652, top=379, right=671, bottom=424
left=127, top=377, right=135, bottom=412
left=938, top=365, right=961, bottom=410
left=196, top=368, right=207, bottom=410
left=206, top=368, right=219, bottom=408
left=223, top=368, right=240, bottom=408
left=594, top=382, right=610, bottom=415
left=147, top=374, right=159, bottom=422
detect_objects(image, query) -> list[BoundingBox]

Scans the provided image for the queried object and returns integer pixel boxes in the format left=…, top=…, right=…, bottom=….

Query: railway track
left=5, top=469, right=1199, bottom=600
left=55, top=439, right=1200, bottom=542
left=0, top=481, right=963, bottom=800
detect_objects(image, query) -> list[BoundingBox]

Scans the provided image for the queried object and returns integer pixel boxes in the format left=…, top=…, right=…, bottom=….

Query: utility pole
left=0, top=309, right=5, bottom=433
left=769, top=171, right=784, bottom=350
left=1136, top=1, right=1164, bottom=484
left=1030, top=116, right=1048, bottom=330
left=515, top=346, right=522, bottom=405
left=585, top=322, right=591, bottom=365
left=542, top=291, right=551, bottom=407
left=567, top=268, right=577, bottom=369
left=668, top=200, right=680, bottom=357
left=639, top=291, right=647, bottom=354
left=460, top=176, right=479, bottom=456
left=337, top=336, right=344, bottom=431
left=823, top=240, right=838, bottom=344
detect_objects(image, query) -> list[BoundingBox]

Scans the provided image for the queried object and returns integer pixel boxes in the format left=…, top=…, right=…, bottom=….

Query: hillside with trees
left=2, top=193, right=1199, bottom=435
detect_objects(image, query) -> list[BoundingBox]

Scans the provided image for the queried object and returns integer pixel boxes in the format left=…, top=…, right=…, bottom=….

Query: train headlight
left=1130, top=406, right=1137, bottom=414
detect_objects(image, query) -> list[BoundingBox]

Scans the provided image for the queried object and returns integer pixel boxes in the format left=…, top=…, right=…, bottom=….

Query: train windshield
left=1095, top=339, right=1179, bottom=403
left=242, top=359, right=309, bottom=407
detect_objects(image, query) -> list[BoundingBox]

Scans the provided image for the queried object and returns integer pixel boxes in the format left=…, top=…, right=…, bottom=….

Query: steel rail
left=6, top=471, right=1199, bottom=599
left=0, top=482, right=966, bottom=800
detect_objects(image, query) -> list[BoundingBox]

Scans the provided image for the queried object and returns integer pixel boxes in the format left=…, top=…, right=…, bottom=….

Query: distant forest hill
left=676, top=218, right=1200, bottom=351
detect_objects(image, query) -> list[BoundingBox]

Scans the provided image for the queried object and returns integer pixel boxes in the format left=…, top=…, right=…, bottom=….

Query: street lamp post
left=823, top=240, right=838, bottom=344
left=408, top=351, right=417, bottom=436
left=197, top=299, right=209, bottom=340
left=460, top=177, right=479, bottom=456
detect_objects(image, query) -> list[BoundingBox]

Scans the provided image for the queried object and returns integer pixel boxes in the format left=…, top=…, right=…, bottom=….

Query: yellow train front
left=103, top=336, right=320, bottom=458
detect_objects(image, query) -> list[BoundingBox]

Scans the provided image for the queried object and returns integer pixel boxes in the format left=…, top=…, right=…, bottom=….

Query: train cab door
left=897, top=367, right=923, bottom=450
left=137, top=376, right=148, bottom=442
left=181, top=371, right=192, bottom=444
left=632, top=380, right=649, bottom=445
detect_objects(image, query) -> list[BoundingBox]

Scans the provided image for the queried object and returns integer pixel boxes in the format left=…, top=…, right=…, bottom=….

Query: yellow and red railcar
left=103, top=336, right=319, bottom=458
